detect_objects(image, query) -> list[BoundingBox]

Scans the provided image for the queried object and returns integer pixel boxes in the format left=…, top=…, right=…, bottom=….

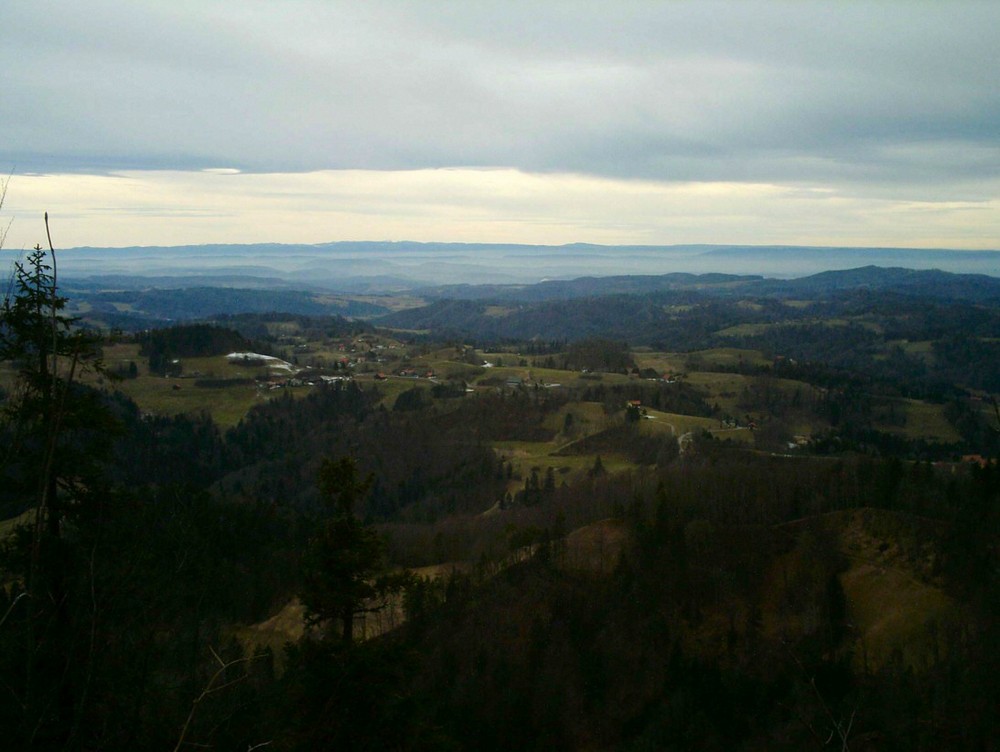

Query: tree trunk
left=342, top=608, right=355, bottom=643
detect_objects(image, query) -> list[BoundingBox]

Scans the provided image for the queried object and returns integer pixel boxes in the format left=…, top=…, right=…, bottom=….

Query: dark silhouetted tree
left=300, top=457, right=410, bottom=642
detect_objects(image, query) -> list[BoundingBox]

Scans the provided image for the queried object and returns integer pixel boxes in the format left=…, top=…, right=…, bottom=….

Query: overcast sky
left=2, top=1, right=999, bottom=250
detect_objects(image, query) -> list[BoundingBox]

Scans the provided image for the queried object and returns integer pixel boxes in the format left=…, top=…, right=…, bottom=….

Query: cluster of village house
left=263, top=373, right=353, bottom=390
left=221, top=335, right=450, bottom=389
left=158, top=338, right=999, bottom=472
left=385, top=367, right=437, bottom=379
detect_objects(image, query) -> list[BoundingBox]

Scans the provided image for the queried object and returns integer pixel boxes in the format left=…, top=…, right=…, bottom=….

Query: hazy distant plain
left=48, top=242, right=1000, bottom=293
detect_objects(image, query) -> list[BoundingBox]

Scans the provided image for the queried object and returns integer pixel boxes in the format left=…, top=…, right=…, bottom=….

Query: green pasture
left=371, top=378, right=432, bottom=409
left=493, top=435, right=630, bottom=489
left=631, top=352, right=689, bottom=375
left=877, top=399, right=962, bottom=443
left=482, top=305, right=516, bottom=318
left=114, top=376, right=267, bottom=428
left=889, top=339, right=936, bottom=366
left=542, top=401, right=608, bottom=433
left=683, top=371, right=748, bottom=409
left=713, top=323, right=774, bottom=337
left=100, top=343, right=144, bottom=369
left=639, top=410, right=722, bottom=437
left=687, top=347, right=771, bottom=369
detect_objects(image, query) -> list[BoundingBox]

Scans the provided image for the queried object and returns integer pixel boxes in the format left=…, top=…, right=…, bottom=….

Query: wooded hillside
left=2, top=252, right=998, bottom=750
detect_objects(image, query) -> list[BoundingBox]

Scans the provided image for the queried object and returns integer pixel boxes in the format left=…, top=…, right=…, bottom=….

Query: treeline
left=74, top=286, right=390, bottom=321
left=99, top=378, right=506, bottom=523
left=212, top=310, right=371, bottom=344
left=137, top=322, right=252, bottom=375
left=378, top=293, right=760, bottom=348
left=577, top=380, right=714, bottom=417
left=563, top=336, right=634, bottom=372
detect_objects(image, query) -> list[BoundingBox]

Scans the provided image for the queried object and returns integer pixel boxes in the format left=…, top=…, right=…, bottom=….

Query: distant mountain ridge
left=49, top=241, right=1000, bottom=291
left=377, top=265, right=1000, bottom=344
left=414, top=272, right=759, bottom=302
left=414, top=266, right=1000, bottom=304
left=66, top=286, right=389, bottom=326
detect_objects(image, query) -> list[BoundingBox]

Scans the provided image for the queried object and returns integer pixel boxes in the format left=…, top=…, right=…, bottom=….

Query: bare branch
left=209, top=645, right=226, bottom=668
left=44, top=212, right=57, bottom=382
left=783, top=642, right=857, bottom=750
left=0, top=175, right=11, bottom=251
left=172, top=650, right=266, bottom=752
left=0, top=592, right=29, bottom=630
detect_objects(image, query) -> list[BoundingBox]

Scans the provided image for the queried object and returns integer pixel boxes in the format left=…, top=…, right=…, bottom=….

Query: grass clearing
left=765, top=509, right=959, bottom=673
left=841, top=562, right=955, bottom=671
left=878, top=399, right=962, bottom=443
left=638, top=410, right=757, bottom=445
left=100, top=342, right=143, bottom=364
left=370, top=378, right=432, bottom=409
left=631, top=352, right=689, bottom=375
left=493, top=431, right=628, bottom=488
left=640, top=410, right=719, bottom=437
left=683, top=371, right=748, bottom=410
left=542, top=401, right=608, bottom=433
left=711, top=426, right=757, bottom=444
left=493, top=440, right=559, bottom=459
left=688, top=348, right=770, bottom=369
left=482, top=306, right=515, bottom=318
left=714, top=323, right=775, bottom=337
left=114, top=376, right=267, bottom=428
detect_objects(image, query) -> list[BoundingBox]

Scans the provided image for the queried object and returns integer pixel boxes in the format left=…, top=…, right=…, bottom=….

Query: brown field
left=771, top=509, right=957, bottom=672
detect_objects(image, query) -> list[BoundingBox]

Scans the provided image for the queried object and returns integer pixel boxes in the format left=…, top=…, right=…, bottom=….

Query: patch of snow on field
left=226, top=352, right=296, bottom=371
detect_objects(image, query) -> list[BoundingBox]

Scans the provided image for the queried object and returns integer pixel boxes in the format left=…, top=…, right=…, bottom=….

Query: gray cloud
left=3, top=0, right=999, bottom=200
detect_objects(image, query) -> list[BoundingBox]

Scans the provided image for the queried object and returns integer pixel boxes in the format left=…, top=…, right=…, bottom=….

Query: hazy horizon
left=38, top=240, right=1000, bottom=291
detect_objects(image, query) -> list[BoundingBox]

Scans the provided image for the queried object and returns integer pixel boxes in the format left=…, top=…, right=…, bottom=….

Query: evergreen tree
left=0, top=243, right=114, bottom=748
left=300, top=457, right=411, bottom=642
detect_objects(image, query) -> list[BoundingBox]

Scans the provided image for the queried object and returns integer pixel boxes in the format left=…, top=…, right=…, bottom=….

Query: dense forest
left=2, top=248, right=999, bottom=750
